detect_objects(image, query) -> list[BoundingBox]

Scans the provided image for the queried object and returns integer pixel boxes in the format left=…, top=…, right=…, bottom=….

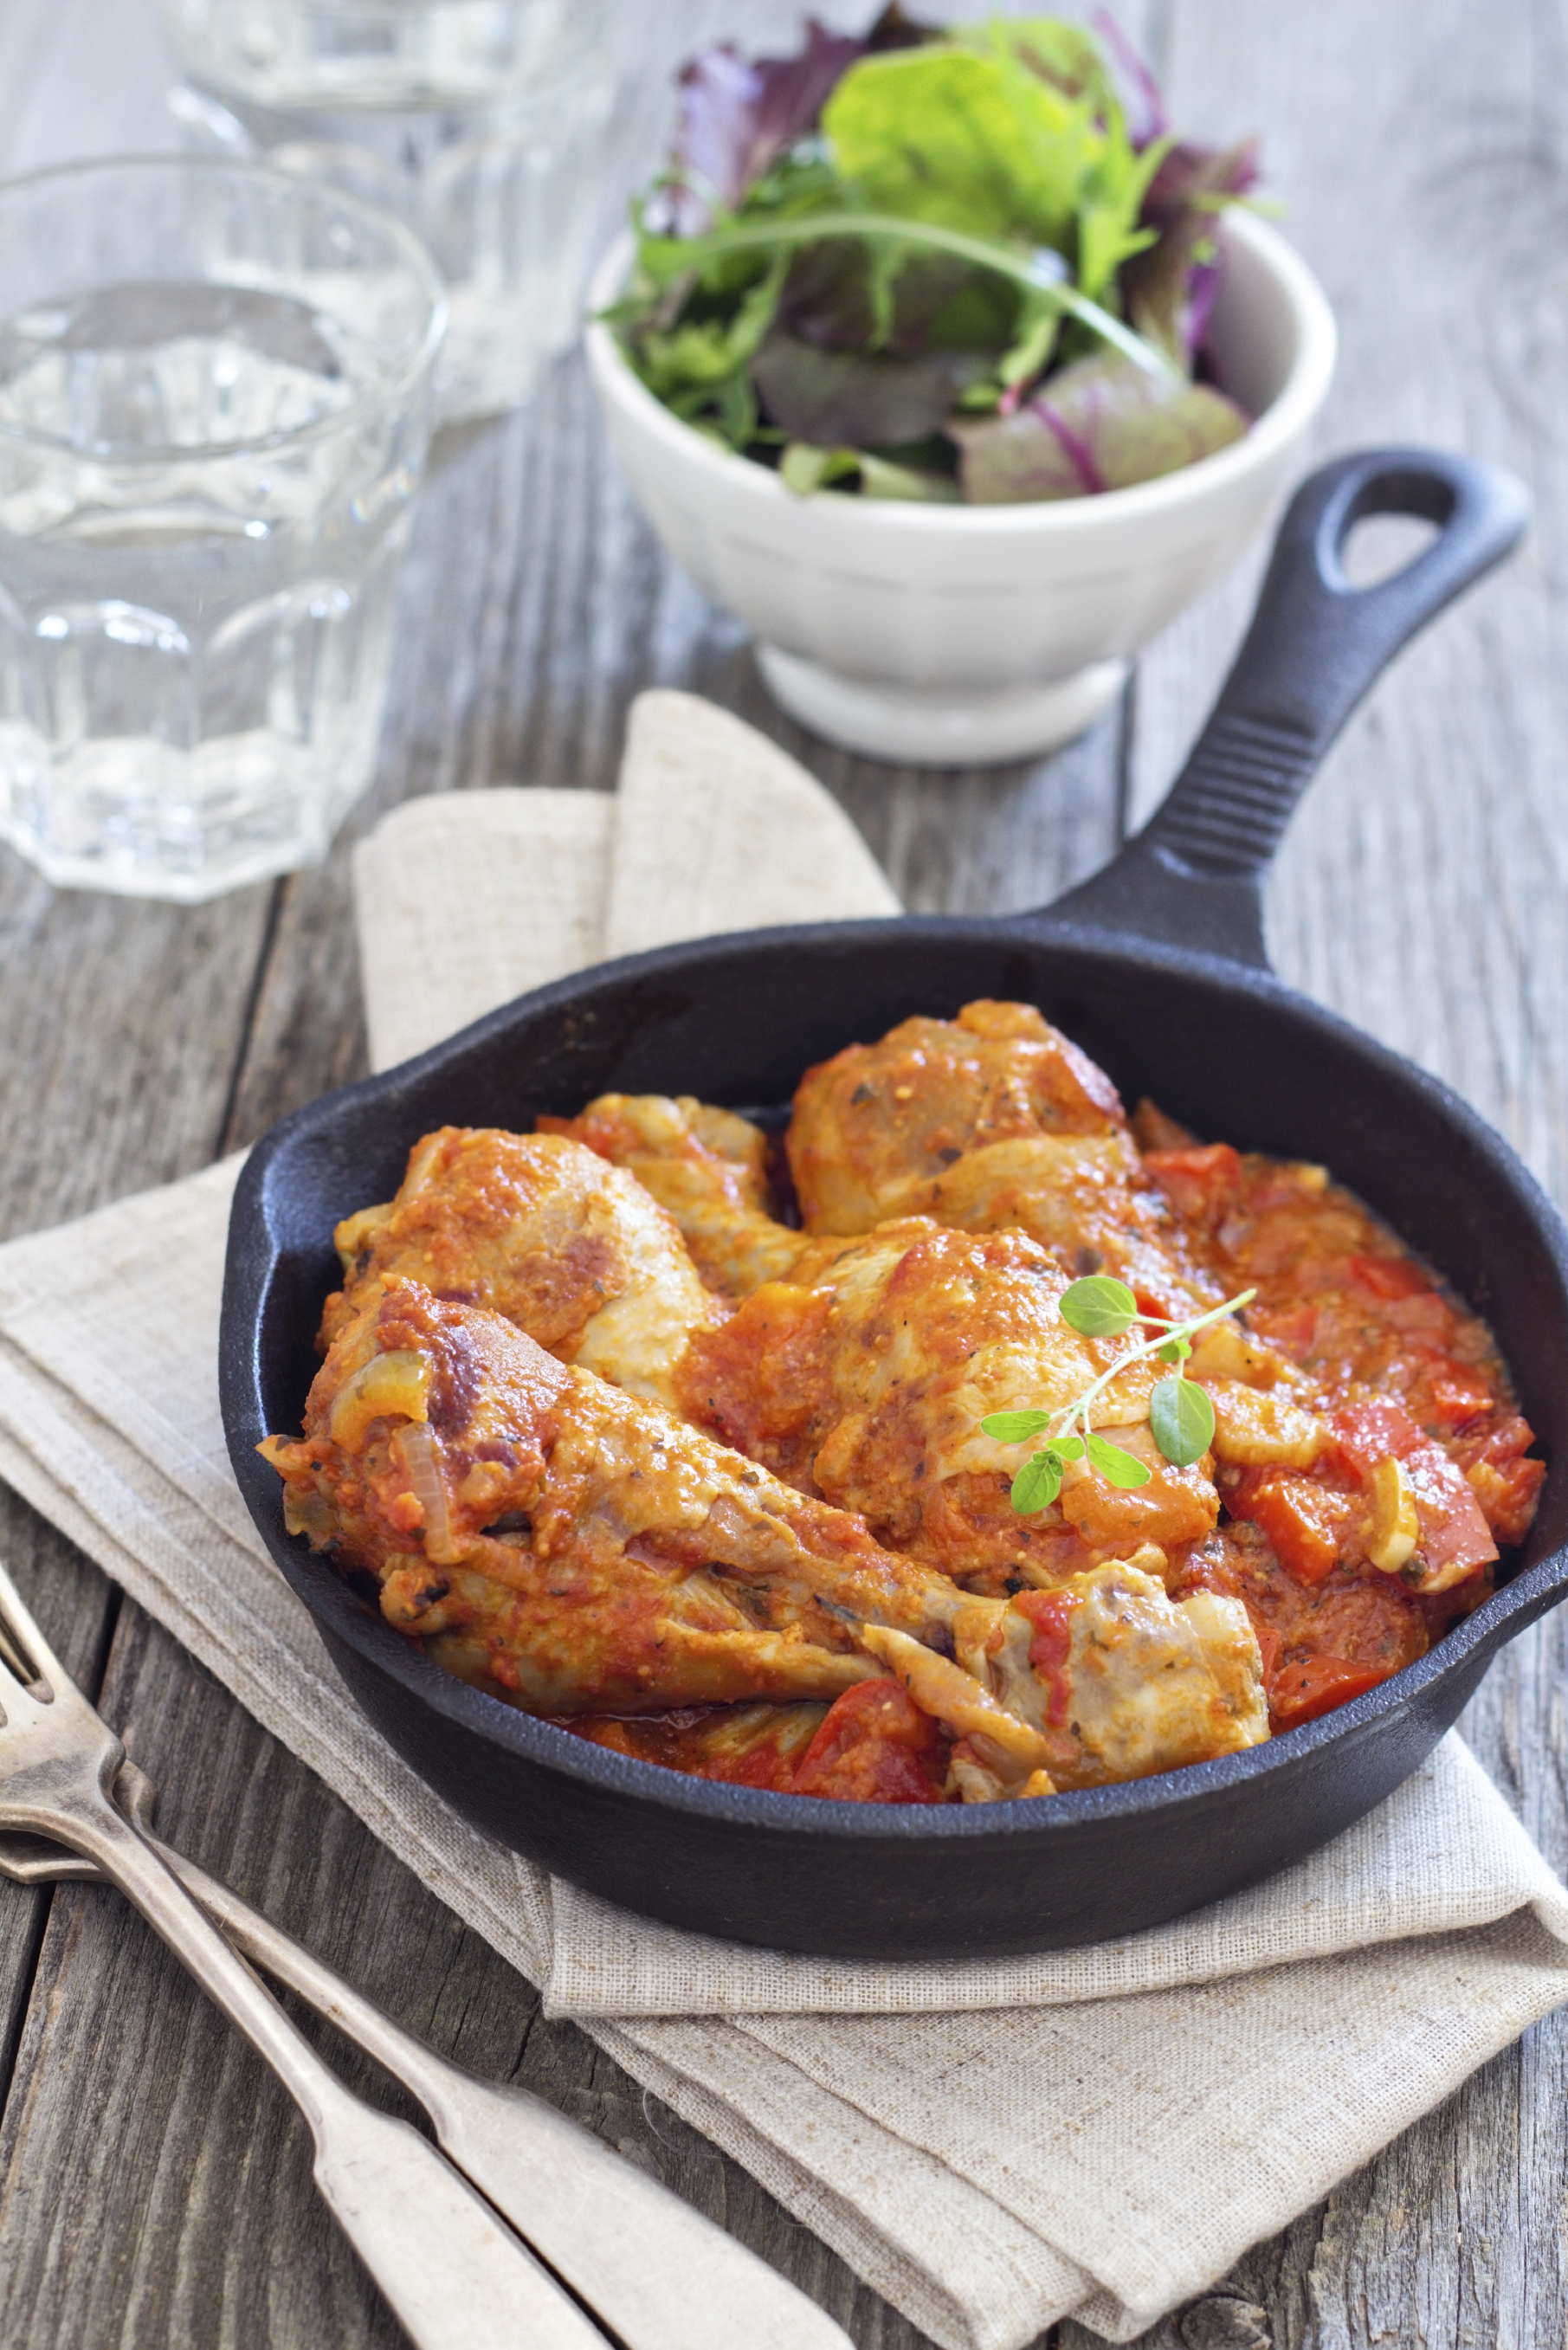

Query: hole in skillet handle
left=1035, top=446, right=1531, bottom=971
left=1339, top=511, right=1439, bottom=590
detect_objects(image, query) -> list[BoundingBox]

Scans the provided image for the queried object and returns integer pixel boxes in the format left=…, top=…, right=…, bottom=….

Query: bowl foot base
left=756, top=645, right=1129, bottom=767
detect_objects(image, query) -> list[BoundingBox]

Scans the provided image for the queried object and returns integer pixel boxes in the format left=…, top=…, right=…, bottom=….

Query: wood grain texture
left=0, top=7, right=1108, bottom=2346
left=0, top=1, right=1565, bottom=2345
left=1059, top=3, right=1568, bottom=2347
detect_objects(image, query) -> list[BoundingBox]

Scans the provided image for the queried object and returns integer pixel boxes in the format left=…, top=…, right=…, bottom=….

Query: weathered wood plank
left=0, top=1492, right=119, bottom=2129
left=1060, top=2, right=1568, bottom=2345
left=0, top=7, right=1113, bottom=2347
left=0, top=1591, right=947, bottom=2347
left=7, top=2, right=1566, bottom=2347
left=224, top=353, right=1128, bottom=1147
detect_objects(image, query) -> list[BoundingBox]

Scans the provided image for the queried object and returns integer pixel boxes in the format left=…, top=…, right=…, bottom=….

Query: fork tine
left=0, top=1617, right=30, bottom=1685
left=0, top=1556, right=73, bottom=1696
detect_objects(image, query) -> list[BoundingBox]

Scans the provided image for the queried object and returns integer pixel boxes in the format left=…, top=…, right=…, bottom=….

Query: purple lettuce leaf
left=1121, top=137, right=1261, bottom=361
left=952, top=351, right=1249, bottom=502
left=862, top=3, right=945, bottom=54
left=752, top=328, right=987, bottom=448
left=656, top=21, right=865, bottom=233
left=776, top=241, right=984, bottom=357
left=1090, top=7, right=1168, bottom=147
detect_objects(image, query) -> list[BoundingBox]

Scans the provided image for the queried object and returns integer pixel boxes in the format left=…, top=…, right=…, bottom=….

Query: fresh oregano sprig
left=980, top=1275, right=1257, bottom=1515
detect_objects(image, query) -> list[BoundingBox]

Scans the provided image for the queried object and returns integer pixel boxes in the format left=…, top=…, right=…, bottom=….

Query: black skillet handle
left=1043, top=449, right=1530, bottom=970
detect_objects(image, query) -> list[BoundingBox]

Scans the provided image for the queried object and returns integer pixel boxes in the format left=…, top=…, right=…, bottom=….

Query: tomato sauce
left=1138, top=1115, right=1542, bottom=1731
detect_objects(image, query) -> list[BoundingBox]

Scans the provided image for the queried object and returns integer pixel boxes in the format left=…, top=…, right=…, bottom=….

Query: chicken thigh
left=324, top=1126, right=721, bottom=1411
left=261, top=1279, right=1267, bottom=1790
left=678, top=1219, right=1223, bottom=1589
left=552, top=1004, right=1210, bottom=1314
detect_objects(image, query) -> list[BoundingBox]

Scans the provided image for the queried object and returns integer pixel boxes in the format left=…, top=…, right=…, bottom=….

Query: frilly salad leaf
left=820, top=42, right=1105, bottom=248
left=1122, top=136, right=1261, bottom=359
left=616, top=10, right=1262, bottom=503
left=753, top=329, right=986, bottom=446
left=656, top=19, right=866, bottom=233
left=952, top=352, right=1249, bottom=502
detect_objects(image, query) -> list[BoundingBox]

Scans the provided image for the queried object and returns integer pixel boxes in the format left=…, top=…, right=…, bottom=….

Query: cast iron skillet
left=222, top=448, right=1564, bottom=1962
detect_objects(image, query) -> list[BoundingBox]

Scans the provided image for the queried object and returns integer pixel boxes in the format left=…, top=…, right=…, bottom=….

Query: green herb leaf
left=1051, top=1434, right=1085, bottom=1461
left=1084, top=1429, right=1153, bottom=1488
left=1010, top=1449, right=1064, bottom=1514
left=1058, top=1275, right=1140, bottom=1337
left=981, top=1408, right=1053, bottom=1444
left=1149, top=1375, right=1216, bottom=1468
left=1156, top=1335, right=1192, bottom=1365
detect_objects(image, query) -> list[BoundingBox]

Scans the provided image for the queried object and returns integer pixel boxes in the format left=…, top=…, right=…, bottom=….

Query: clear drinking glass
left=157, top=0, right=615, bottom=423
left=0, top=157, right=444, bottom=901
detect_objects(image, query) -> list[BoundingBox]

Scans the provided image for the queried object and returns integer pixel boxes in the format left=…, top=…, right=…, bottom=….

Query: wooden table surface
left=1, top=4, right=1565, bottom=2345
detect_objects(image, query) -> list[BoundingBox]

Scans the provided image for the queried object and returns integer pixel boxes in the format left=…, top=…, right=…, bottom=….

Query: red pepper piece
left=1403, top=1440, right=1499, bottom=1581
left=1326, top=1400, right=1422, bottom=1480
left=1424, top=1371, right=1495, bottom=1432
left=1239, top=1473, right=1354, bottom=1587
left=1269, top=1655, right=1390, bottom=1727
left=1468, top=1454, right=1545, bottom=1546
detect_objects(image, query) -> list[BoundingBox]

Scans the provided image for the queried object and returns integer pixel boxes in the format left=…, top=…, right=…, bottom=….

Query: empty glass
left=0, top=157, right=444, bottom=901
left=158, top=0, right=615, bottom=423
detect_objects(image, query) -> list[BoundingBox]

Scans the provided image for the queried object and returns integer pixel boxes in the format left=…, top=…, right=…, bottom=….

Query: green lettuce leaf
left=821, top=42, right=1103, bottom=249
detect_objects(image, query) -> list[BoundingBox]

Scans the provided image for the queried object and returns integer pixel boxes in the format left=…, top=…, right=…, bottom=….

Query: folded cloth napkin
left=0, top=688, right=1565, bottom=2350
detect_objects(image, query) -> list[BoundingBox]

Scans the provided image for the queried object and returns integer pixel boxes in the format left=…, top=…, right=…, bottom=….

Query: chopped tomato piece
left=1144, top=1143, right=1242, bottom=1228
left=1269, top=1655, right=1390, bottom=1727
left=1011, top=1588, right=1074, bottom=1725
left=1468, top=1455, right=1545, bottom=1546
left=1249, top=1303, right=1318, bottom=1358
left=1403, top=1441, right=1499, bottom=1581
left=1237, top=1473, right=1353, bottom=1587
left=792, top=1678, right=945, bottom=1804
left=1457, top=1413, right=1536, bottom=1470
left=1424, top=1372, right=1494, bottom=1432
left=1384, top=1291, right=1454, bottom=1341
left=1348, top=1253, right=1430, bottom=1301
left=1326, top=1400, right=1421, bottom=1480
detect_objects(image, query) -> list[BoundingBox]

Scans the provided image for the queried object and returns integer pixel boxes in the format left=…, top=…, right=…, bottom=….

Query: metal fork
left=0, top=1562, right=612, bottom=2350
left=0, top=1567, right=852, bottom=2350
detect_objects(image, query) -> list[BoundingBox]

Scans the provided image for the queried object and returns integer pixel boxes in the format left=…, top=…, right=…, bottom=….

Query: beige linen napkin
left=0, top=688, right=1565, bottom=2350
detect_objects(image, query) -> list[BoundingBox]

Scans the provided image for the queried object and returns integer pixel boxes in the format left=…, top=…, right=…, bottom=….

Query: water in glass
left=160, top=0, right=615, bottom=422
left=0, top=161, right=442, bottom=900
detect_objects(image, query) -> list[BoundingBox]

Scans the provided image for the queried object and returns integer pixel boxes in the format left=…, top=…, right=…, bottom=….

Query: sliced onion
left=399, top=1421, right=455, bottom=1563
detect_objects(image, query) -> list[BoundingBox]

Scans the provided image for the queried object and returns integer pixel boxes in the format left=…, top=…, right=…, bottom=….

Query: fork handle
left=149, top=1831, right=853, bottom=2350
left=74, top=1804, right=603, bottom=2350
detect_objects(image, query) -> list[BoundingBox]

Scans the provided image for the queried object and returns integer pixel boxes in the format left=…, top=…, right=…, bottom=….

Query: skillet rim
left=220, top=908, right=1568, bottom=1845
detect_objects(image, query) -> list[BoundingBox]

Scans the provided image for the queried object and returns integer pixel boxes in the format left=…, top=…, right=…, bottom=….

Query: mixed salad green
left=610, top=8, right=1261, bottom=503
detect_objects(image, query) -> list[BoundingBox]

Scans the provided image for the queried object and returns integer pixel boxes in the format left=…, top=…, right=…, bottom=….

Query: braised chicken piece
left=323, top=1127, right=722, bottom=1411
left=539, top=1094, right=811, bottom=1296
left=555, top=1006, right=1210, bottom=1313
left=262, top=995, right=1545, bottom=1806
left=789, top=998, right=1126, bottom=1231
left=328, top=1120, right=1223, bottom=1598
left=261, top=1278, right=1268, bottom=1792
left=677, top=1219, right=1223, bottom=1591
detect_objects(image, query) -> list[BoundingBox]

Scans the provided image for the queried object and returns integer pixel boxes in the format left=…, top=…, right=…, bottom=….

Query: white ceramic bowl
left=585, top=211, right=1336, bottom=766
